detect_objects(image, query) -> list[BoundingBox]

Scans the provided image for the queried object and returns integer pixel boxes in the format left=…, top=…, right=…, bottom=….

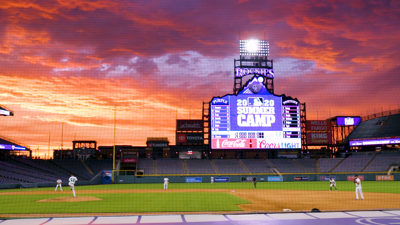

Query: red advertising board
left=306, top=132, right=332, bottom=145
left=121, top=158, right=137, bottom=163
left=176, top=133, right=204, bottom=144
left=306, top=120, right=331, bottom=131
left=347, top=175, right=364, bottom=181
left=176, top=120, right=203, bottom=132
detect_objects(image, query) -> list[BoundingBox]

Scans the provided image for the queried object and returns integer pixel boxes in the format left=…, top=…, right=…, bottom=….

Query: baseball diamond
left=1, top=181, right=400, bottom=217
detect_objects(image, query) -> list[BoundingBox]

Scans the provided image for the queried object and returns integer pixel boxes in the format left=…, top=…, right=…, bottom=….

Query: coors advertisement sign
left=176, top=120, right=203, bottom=132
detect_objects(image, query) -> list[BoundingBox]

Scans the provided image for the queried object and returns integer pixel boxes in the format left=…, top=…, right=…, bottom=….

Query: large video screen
left=210, top=76, right=301, bottom=149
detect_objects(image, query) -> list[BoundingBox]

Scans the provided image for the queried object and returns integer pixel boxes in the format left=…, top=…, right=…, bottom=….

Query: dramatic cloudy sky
left=1, top=0, right=399, bottom=156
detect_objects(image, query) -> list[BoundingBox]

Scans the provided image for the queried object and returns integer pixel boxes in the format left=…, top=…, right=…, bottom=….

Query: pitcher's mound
left=36, top=196, right=102, bottom=202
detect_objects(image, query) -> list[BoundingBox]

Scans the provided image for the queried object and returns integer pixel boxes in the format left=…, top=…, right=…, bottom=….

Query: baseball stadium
left=1, top=1, right=400, bottom=225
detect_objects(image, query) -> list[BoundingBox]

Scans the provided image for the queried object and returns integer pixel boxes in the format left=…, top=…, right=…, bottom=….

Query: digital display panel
left=336, top=116, right=361, bottom=126
left=0, top=144, right=26, bottom=151
left=349, top=137, right=400, bottom=146
left=210, top=76, right=301, bottom=149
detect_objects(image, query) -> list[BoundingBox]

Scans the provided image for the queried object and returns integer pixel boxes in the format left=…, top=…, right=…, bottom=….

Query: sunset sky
left=1, top=0, right=399, bottom=156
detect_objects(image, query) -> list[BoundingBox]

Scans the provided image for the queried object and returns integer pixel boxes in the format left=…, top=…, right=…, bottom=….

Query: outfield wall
left=1, top=172, right=399, bottom=189
left=114, top=172, right=400, bottom=184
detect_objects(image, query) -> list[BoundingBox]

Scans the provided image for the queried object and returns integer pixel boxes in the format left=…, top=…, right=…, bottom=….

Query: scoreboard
left=210, top=76, right=301, bottom=149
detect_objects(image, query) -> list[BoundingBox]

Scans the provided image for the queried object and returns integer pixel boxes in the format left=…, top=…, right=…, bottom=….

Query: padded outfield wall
left=113, top=171, right=400, bottom=184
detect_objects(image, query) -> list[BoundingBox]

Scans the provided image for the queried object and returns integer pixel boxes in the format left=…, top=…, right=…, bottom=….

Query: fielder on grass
left=163, top=176, right=169, bottom=190
left=68, top=175, right=78, bottom=197
left=329, top=178, right=337, bottom=191
left=55, top=178, right=62, bottom=191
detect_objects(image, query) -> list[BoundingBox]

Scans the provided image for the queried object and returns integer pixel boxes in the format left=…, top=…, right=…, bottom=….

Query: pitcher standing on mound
left=68, top=175, right=78, bottom=197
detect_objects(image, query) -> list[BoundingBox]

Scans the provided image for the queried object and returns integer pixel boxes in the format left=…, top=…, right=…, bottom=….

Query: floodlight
left=240, top=40, right=269, bottom=56
left=247, top=40, right=258, bottom=52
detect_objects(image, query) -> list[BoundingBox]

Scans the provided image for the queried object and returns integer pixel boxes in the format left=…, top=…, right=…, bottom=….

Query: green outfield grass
left=0, top=181, right=399, bottom=214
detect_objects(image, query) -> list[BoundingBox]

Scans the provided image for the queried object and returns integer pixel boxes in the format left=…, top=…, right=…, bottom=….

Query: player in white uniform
left=211, top=177, right=214, bottom=184
left=55, top=178, right=62, bottom=191
left=329, top=178, right=337, bottom=191
left=68, top=175, right=78, bottom=197
left=354, top=175, right=364, bottom=200
left=163, top=177, right=169, bottom=190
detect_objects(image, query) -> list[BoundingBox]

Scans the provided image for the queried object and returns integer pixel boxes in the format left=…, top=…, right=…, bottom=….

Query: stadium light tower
left=0, top=104, right=14, bottom=116
left=234, top=39, right=273, bottom=94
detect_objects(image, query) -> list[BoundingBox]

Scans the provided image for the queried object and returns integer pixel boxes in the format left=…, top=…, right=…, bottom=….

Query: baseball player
left=55, top=178, right=62, bottom=191
left=211, top=177, right=214, bottom=184
left=329, top=178, right=337, bottom=191
left=68, top=175, right=78, bottom=197
left=163, top=176, right=169, bottom=190
left=253, top=177, right=257, bottom=189
left=354, top=175, right=364, bottom=200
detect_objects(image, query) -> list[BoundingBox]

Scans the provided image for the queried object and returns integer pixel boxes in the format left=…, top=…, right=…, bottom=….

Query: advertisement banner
left=376, top=175, right=394, bottom=181
left=185, top=177, right=202, bottom=183
left=294, top=176, right=309, bottom=181
left=350, top=136, right=400, bottom=146
left=306, top=133, right=332, bottom=145
left=177, top=133, right=204, bottom=144
left=177, top=120, right=203, bottom=132
left=0, top=144, right=26, bottom=151
left=147, top=142, right=168, bottom=148
left=214, top=177, right=229, bottom=182
left=102, top=170, right=112, bottom=184
left=121, top=158, right=137, bottom=163
left=347, top=175, right=364, bottom=181
left=241, top=176, right=254, bottom=182
left=306, top=120, right=331, bottom=131
left=337, top=117, right=361, bottom=126
left=268, top=176, right=283, bottom=182
left=320, top=175, right=336, bottom=181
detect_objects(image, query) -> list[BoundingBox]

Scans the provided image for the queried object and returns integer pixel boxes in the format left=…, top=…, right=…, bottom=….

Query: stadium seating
left=137, top=158, right=155, bottom=174
left=240, top=159, right=271, bottom=173
left=267, top=159, right=306, bottom=173
left=0, top=161, right=53, bottom=183
left=319, top=158, right=343, bottom=172
left=376, top=114, right=400, bottom=138
left=13, top=158, right=71, bottom=178
left=333, top=155, right=374, bottom=172
left=156, top=158, right=185, bottom=174
left=185, top=159, right=216, bottom=174
left=293, top=159, right=317, bottom=173
left=51, top=159, right=93, bottom=180
left=212, top=159, right=247, bottom=174
left=86, top=159, right=113, bottom=175
left=363, top=153, right=400, bottom=172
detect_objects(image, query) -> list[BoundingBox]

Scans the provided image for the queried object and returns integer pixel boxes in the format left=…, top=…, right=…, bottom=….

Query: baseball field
left=1, top=181, right=400, bottom=218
